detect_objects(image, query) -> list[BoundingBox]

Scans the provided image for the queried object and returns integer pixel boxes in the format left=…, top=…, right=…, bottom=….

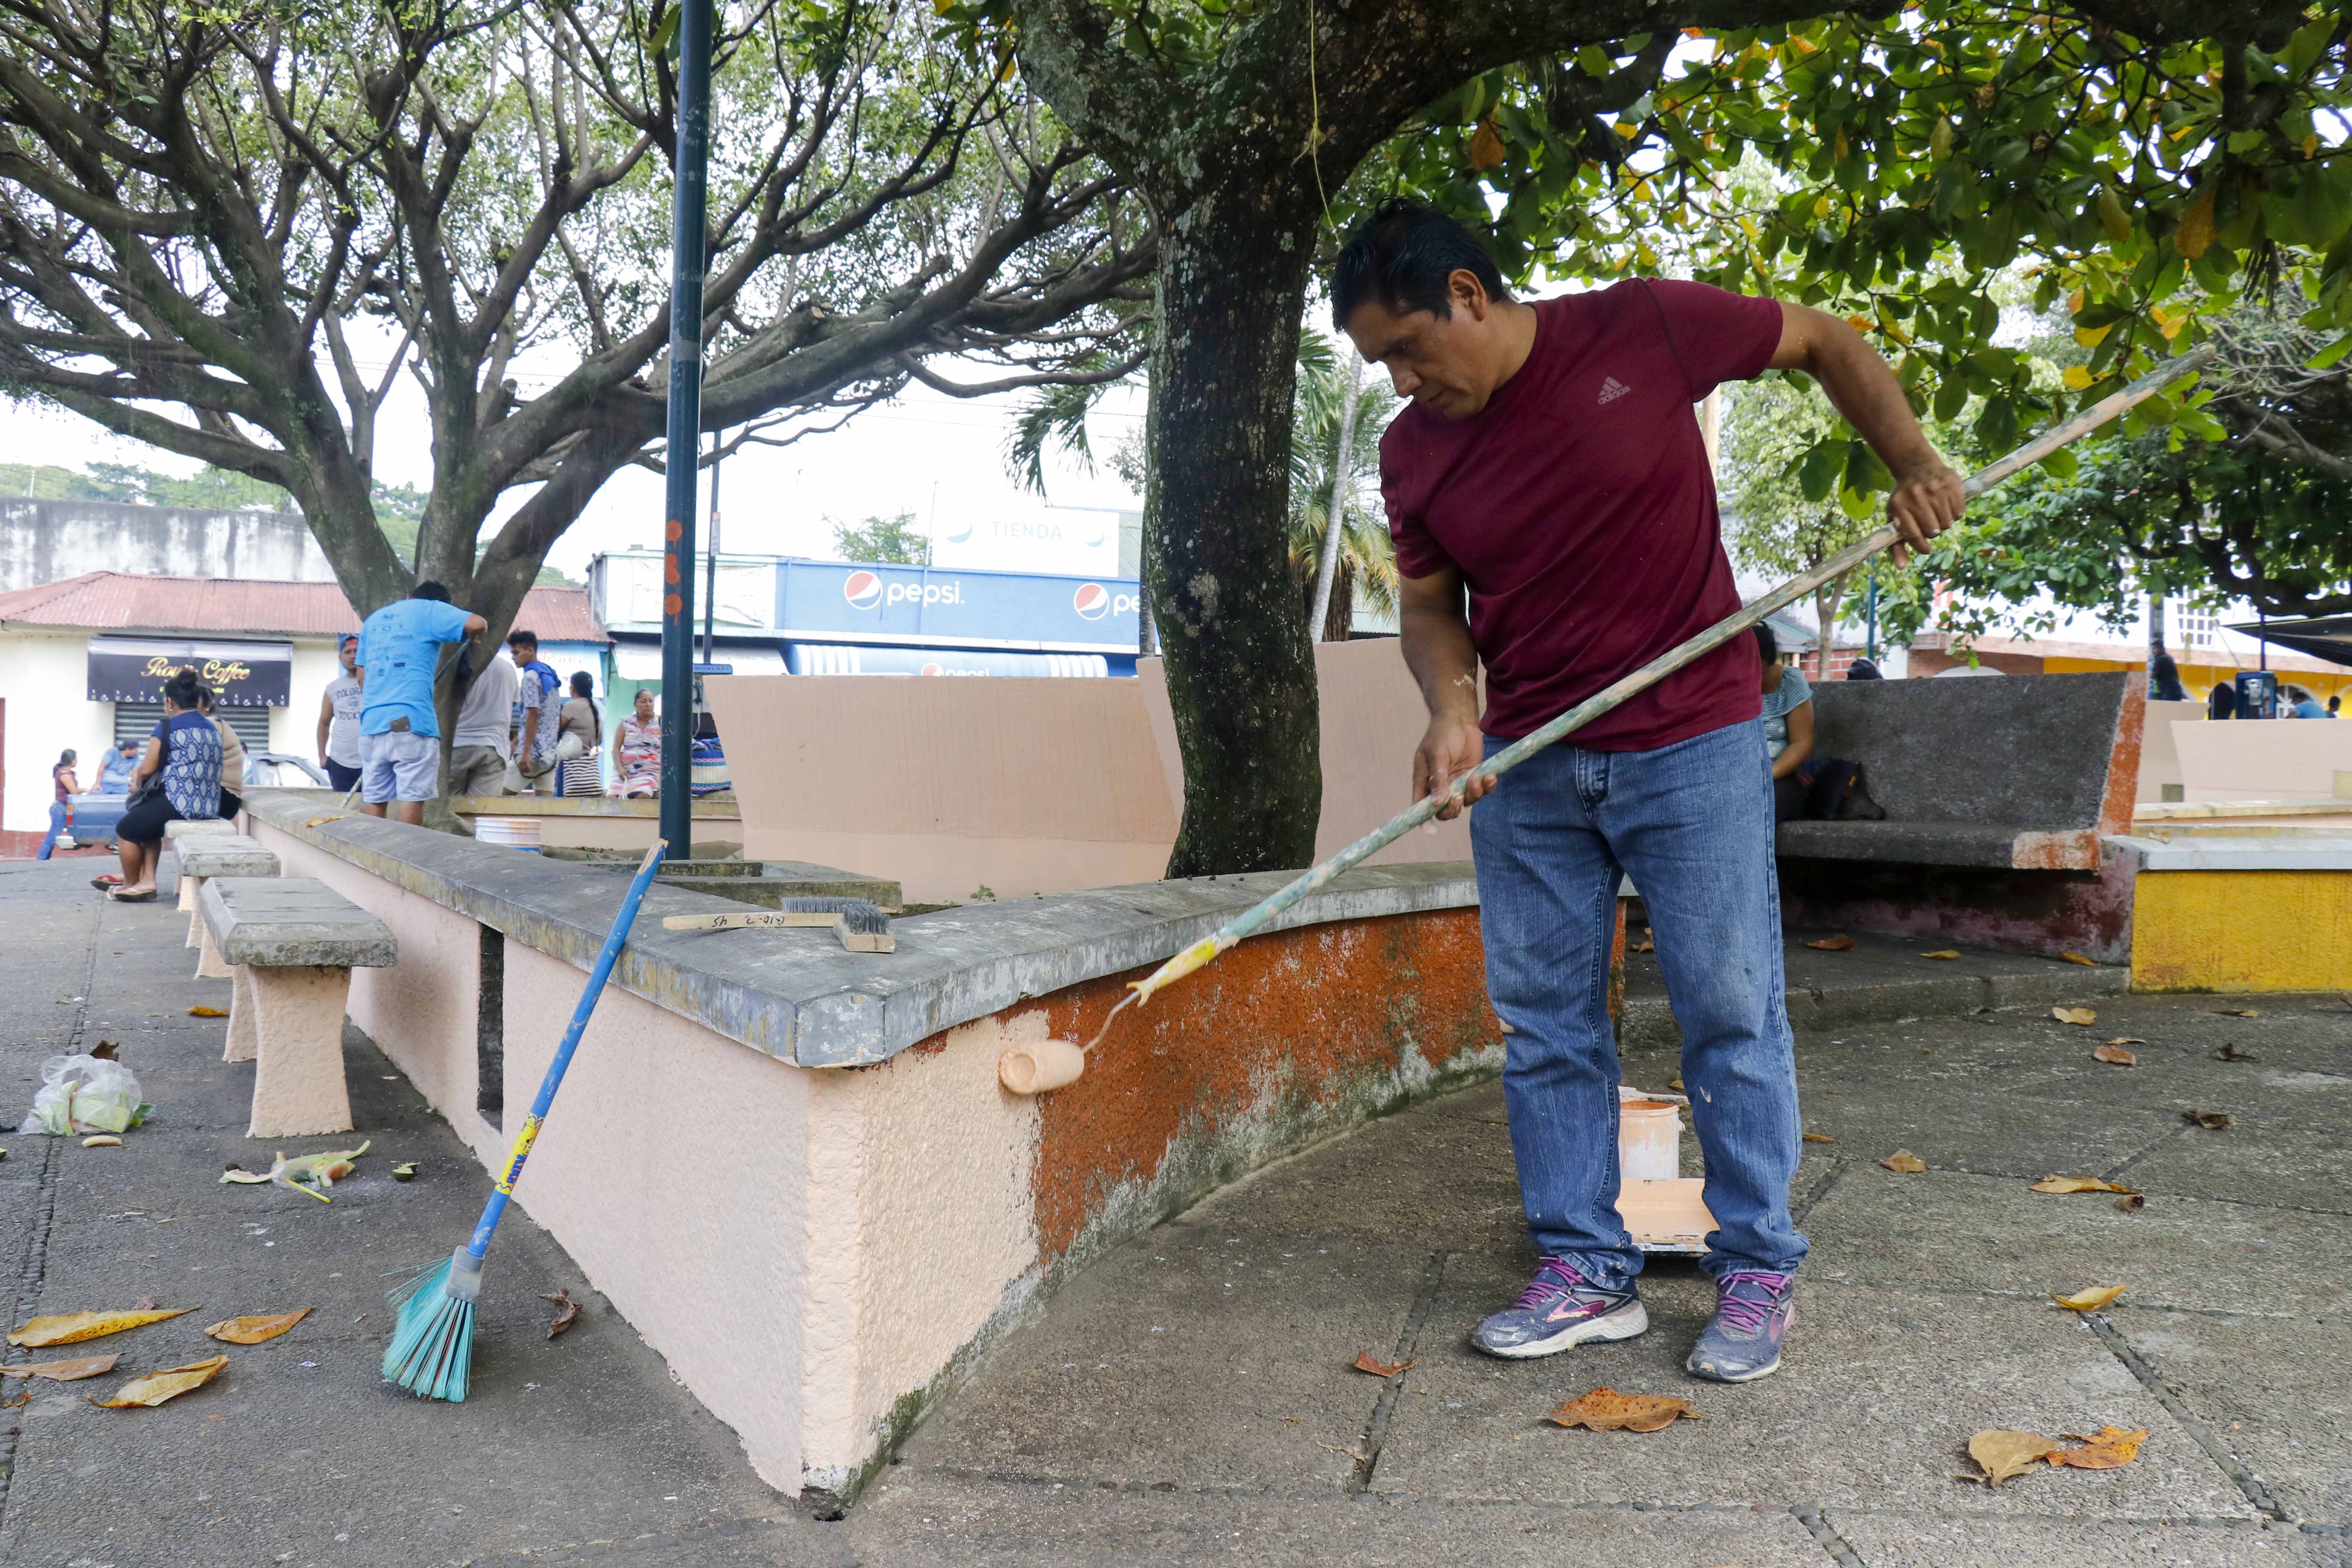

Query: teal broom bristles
left=381, top=842, right=668, bottom=1401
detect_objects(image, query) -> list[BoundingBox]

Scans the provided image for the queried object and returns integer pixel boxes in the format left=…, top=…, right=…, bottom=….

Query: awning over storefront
left=2229, top=614, right=2352, bottom=670
left=86, top=635, right=292, bottom=706
left=609, top=640, right=786, bottom=681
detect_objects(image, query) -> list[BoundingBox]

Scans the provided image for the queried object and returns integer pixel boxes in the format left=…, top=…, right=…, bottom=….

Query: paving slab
left=851, top=1475, right=1832, bottom=1567
left=1800, top=1167, right=2352, bottom=1319
left=1370, top=1270, right=2252, bottom=1519
left=1824, top=1512, right=2343, bottom=1566
left=2106, top=1310, right=2352, bottom=1527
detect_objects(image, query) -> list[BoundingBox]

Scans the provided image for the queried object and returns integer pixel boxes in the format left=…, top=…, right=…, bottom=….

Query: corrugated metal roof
left=0, top=572, right=606, bottom=643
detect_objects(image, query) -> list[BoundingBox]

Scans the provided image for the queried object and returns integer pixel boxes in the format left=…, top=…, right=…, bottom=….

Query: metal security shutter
left=114, top=702, right=272, bottom=752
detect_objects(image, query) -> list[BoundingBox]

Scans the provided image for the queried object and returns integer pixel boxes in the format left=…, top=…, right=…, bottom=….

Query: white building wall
left=269, top=638, right=344, bottom=760
left=1, top=631, right=117, bottom=833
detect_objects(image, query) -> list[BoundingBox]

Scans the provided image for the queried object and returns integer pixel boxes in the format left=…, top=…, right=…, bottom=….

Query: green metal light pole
left=658, top=0, right=713, bottom=857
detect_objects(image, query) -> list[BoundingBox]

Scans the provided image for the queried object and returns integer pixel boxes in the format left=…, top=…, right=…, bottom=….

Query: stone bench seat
left=176, top=835, right=281, bottom=970
left=1774, top=818, right=2103, bottom=872
left=200, top=877, right=397, bottom=1139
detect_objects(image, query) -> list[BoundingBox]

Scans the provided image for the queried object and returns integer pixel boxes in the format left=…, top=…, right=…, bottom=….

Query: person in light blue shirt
left=356, top=581, right=486, bottom=824
left=96, top=740, right=139, bottom=794
left=2286, top=685, right=2328, bottom=719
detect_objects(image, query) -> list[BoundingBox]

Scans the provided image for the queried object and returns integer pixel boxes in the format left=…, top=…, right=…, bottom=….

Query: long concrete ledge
left=240, top=792, right=1478, bottom=1068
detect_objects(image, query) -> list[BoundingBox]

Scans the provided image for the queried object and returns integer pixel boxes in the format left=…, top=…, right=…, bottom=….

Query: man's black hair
left=411, top=579, right=452, bottom=603
left=1753, top=622, right=1780, bottom=664
left=507, top=628, right=539, bottom=649
left=1331, top=199, right=1511, bottom=330
left=163, top=668, right=205, bottom=710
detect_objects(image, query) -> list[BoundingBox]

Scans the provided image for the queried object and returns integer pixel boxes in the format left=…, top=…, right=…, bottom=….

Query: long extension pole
left=658, top=0, right=712, bottom=858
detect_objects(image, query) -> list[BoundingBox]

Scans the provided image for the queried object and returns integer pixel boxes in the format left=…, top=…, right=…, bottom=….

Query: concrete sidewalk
left=1, top=856, right=2346, bottom=1566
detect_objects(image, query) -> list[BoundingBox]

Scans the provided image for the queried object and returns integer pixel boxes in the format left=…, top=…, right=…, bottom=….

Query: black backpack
left=1803, top=756, right=1887, bottom=821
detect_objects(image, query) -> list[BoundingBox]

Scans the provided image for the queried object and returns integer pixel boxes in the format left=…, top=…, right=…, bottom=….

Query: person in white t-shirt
left=449, top=643, right=523, bottom=799
left=317, top=634, right=364, bottom=792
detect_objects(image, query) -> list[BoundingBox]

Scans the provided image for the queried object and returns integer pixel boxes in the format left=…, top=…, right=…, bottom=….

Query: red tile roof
left=0, top=572, right=606, bottom=642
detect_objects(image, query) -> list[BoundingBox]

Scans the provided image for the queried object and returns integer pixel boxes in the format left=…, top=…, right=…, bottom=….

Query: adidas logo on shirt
left=1596, top=376, right=1632, bottom=405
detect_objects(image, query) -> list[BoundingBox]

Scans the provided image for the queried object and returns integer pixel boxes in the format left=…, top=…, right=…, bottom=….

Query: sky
left=0, top=321, right=1157, bottom=584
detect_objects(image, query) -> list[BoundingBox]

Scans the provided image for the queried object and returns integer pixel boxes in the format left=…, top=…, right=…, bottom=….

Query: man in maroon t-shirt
left=1336, top=202, right=1962, bottom=1383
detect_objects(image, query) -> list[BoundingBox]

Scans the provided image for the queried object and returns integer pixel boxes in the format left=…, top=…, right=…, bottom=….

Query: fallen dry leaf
left=2114, top=1193, right=2147, bottom=1213
left=2107, top=1037, right=2147, bottom=1047
left=1546, top=1388, right=1704, bottom=1432
left=0, top=1353, right=119, bottom=1382
left=1965, top=1429, right=2060, bottom=1486
left=1351, top=1350, right=1416, bottom=1377
left=2031, top=1174, right=2137, bottom=1195
left=204, top=1308, right=311, bottom=1345
left=88, top=1355, right=226, bottom=1408
left=89, top=1039, right=120, bottom=1061
left=1802, top=1131, right=1836, bottom=1144
left=1804, top=935, right=1856, bottom=951
left=2216, top=1008, right=2260, bottom=1018
left=2051, top=1285, right=2127, bottom=1312
left=2213, top=1043, right=2256, bottom=1062
left=2052, top=1007, right=2098, bottom=1025
left=2181, top=1110, right=2232, bottom=1129
left=1317, top=1441, right=1370, bottom=1461
left=2090, top=1046, right=2138, bottom=1067
left=2052, top=1425, right=2148, bottom=1470
left=187, top=1006, right=227, bottom=1018
left=1630, top=938, right=1655, bottom=953
left=9, top=1308, right=193, bottom=1348
left=1882, top=1149, right=1927, bottom=1174
left=1920, top=949, right=1960, bottom=960
left=1667, top=1074, right=1685, bottom=1091
left=131, top=1296, right=154, bottom=1312
left=543, top=1290, right=581, bottom=1339
left=2060, top=951, right=2098, bottom=967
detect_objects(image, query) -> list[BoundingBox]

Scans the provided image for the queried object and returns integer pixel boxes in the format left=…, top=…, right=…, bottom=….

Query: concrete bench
left=168, top=818, right=240, bottom=914
left=200, top=877, right=397, bottom=1139
left=175, top=835, right=281, bottom=973
left=1780, top=671, right=2138, bottom=871
left=1775, top=672, right=2143, bottom=962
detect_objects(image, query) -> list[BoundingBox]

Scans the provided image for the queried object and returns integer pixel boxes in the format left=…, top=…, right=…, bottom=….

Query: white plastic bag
left=21, top=1054, right=148, bottom=1136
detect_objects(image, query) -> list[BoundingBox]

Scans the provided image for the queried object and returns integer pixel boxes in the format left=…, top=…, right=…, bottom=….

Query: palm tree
left=1290, top=332, right=1398, bottom=641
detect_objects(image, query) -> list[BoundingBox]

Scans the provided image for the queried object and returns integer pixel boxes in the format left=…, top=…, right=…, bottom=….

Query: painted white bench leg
left=223, top=965, right=259, bottom=1063
left=178, top=868, right=197, bottom=911
left=246, top=965, right=355, bottom=1139
left=194, top=916, right=233, bottom=980
left=184, top=874, right=204, bottom=947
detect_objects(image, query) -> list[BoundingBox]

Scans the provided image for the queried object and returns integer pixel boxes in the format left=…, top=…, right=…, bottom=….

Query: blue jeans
left=36, top=801, right=67, bottom=860
left=1470, top=716, right=1806, bottom=1289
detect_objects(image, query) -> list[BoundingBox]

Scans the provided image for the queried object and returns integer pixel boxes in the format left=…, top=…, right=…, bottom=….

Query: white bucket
left=473, top=816, right=543, bottom=851
left=1619, top=1099, right=1684, bottom=1181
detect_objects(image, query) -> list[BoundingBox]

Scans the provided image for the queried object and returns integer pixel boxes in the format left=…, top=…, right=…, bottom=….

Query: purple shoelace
left=1514, top=1256, right=1587, bottom=1310
left=1712, top=1270, right=1794, bottom=1334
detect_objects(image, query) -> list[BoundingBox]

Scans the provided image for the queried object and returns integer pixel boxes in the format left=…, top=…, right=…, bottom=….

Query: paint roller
left=998, top=343, right=2217, bottom=1096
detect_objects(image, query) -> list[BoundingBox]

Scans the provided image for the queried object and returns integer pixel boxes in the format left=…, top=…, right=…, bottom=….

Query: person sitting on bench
left=1757, top=624, right=1816, bottom=824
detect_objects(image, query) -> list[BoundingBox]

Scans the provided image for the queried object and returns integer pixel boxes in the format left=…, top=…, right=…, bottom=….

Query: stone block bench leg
left=224, top=965, right=259, bottom=1063
left=194, top=912, right=234, bottom=980
left=185, top=875, right=205, bottom=947
left=245, top=964, right=356, bottom=1139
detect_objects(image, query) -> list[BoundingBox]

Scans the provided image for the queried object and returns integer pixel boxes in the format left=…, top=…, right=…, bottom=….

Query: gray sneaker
left=1686, top=1269, right=1795, bottom=1383
left=1472, top=1256, right=1648, bottom=1359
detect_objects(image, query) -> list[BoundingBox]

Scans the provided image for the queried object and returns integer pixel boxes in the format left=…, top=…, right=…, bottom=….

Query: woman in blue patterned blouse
left=106, top=668, right=222, bottom=902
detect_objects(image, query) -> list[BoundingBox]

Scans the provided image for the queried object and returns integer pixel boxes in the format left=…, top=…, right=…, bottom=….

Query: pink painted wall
left=2176, top=718, right=2352, bottom=801
left=500, top=942, right=815, bottom=1493
left=2136, top=702, right=2203, bottom=801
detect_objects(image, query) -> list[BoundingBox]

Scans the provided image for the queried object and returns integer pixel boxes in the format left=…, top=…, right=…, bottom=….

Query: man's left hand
left=1885, top=460, right=1965, bottom=566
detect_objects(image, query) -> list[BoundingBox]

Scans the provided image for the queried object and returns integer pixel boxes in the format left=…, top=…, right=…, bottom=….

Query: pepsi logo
left=920, top=662, right=942, bottom=677
left=842, top=570, right=883, bottom=610
left=1073, top=583, right=1111, bottom=620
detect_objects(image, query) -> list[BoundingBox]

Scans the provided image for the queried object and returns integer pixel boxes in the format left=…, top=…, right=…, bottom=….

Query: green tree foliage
left=1719, top=375, right=1882, bottom=644
left=829, top=512, right=933, bottom=565
left=1288, top=332, right=1396, bottom=640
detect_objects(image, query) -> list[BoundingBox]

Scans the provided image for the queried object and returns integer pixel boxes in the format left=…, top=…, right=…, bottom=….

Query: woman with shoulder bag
left=107, top=670, right=222, bottom=901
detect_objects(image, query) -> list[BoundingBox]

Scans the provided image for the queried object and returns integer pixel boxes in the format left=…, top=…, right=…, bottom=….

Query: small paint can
left=1618, top=1099, right=1684, bottom=1181
left=474, top=816, right=544, bottom=851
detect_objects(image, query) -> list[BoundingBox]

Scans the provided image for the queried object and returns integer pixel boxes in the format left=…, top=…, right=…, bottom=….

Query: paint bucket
left=1619, top=1099, right=1684, bottom=1181
left=473, top=816, right=543, bottom=852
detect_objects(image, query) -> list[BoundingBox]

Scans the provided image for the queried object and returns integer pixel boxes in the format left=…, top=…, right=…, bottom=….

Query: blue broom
left=384, top=840, right=668, bottom=1400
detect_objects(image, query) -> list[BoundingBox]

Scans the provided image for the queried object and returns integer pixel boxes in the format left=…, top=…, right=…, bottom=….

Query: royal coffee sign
left=86, top=636, right=292, bottom=707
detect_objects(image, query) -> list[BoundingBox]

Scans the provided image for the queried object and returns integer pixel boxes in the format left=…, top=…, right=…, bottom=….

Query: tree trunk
left=1150, top=213, right=1323, bottom=877
left=1812, top=573, right=1845, bottom=680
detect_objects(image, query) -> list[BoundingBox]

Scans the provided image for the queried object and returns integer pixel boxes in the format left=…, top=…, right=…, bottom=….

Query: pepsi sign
left=779, top=560, right=1139, bottom=653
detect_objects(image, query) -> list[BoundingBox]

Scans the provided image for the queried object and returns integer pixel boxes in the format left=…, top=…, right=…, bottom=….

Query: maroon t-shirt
left=1381, top=279, right=1783, bottom=749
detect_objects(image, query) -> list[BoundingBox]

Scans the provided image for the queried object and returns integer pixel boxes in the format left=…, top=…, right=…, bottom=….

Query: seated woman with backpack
left=105, top=668, right=222, bottom=902
left=1757, top=625, right=1886, bottom=824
